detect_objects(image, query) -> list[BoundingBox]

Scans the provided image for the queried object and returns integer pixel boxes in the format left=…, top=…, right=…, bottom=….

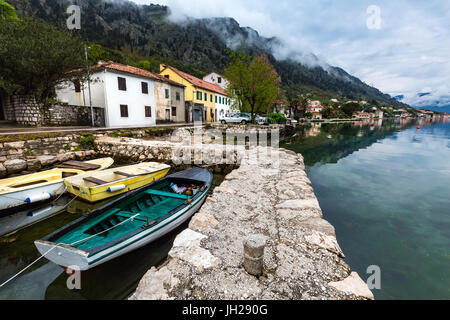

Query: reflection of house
left=57, top=61, right=185, bottom=127
left=306, top=123, right=321, bottom=137
left=160, top=64, right=228, bottom=123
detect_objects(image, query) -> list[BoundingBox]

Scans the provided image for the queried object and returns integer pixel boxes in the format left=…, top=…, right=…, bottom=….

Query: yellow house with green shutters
left=159, top=64, right=227, bottom=123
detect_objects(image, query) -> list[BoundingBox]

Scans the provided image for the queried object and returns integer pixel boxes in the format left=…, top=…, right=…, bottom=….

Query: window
left=215, top=96, right=217, bottom=103
left=210, top=94, right=213, bottom=102
left=218, top=77, right=222, bottom=84
left=165, top=89, right=170, bottom=99
left=204, top=93, right=207, bottom=101
left=120, top=105, right=128, bottom=117
left=74, top=80, right=81, bottom=93
left=176, top=92, right=180, bottom=101
left=219, top=97, right=222, bottom=104
left=197, top=91, right=202, bottom=101
left=171, top=107, right=177, bottom=116
left=118, top=77, right=127, bottom=91
left=164, top=75, right=170, bottom=79
left=145, top=106, right=152, bottom=117
left=141, top=82, right=148, bottom=94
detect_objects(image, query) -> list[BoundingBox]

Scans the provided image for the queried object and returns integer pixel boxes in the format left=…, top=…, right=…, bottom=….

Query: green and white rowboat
left=34, top=167, right=212, bottom=270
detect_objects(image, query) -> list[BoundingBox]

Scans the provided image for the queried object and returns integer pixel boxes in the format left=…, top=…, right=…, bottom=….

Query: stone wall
left=1, top=94, right=104, bottom=127
left=6, top=95, right=42, bottom=126
left=0, top=134, right=98, bottom=177
left=42, top=104, right=105, bottom=127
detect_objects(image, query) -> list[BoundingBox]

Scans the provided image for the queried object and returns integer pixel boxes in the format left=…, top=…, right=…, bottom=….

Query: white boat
left=34, top=168, right=212, bottom=270
left=0, top=158, right=114, bottom=213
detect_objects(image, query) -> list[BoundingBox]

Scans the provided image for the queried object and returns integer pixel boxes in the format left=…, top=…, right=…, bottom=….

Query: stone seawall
left=92, top=136, right=373, bottom=300
left=0, top=134, right=100, bottom=177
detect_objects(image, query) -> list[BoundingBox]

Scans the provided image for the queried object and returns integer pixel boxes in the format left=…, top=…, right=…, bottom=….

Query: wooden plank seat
left=58, top=161, right=101, bottom=171
left=145, top=189, right=191, bottom=200
left=83, top=176, right=108, bottom=185
left=114, top=171, right=135, bottom=177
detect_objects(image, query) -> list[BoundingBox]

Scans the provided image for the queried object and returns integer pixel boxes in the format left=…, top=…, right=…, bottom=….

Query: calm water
left=0, top=169, right=226, bottom=300
left=282, top=118, right=450, bottom=299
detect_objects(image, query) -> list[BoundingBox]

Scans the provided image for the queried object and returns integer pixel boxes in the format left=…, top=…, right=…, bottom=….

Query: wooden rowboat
left=0, top=158, right=114, bottom=214
left=35, top=167, right=212, bottom=270
left=63, top=162, right=171, bottom=203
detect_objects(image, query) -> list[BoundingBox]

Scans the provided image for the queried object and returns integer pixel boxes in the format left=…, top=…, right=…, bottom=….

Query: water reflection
left=283, top=117, right=450, bottom=299
left=282, top=119, right=421, bottom=166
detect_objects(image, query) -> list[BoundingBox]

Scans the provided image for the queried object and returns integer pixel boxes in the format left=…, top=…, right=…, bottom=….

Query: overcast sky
left=131, top=0, right=450, bottom=107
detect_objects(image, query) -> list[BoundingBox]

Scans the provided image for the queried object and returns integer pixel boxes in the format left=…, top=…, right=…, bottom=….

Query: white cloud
left=131, top=0, right=450, bottom=107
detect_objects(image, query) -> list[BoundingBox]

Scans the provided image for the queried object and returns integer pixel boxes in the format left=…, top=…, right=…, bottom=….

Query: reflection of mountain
left=282, top=121, right=414, bottom=166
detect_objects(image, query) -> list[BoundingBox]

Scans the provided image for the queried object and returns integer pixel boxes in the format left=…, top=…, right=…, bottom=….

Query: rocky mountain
left=7, top=0, right=407, bottom=107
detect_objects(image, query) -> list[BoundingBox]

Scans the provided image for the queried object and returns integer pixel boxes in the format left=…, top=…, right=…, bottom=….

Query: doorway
left=0, top=92, right=5, bottom=120
left=165, top=109, right=170, bottom=121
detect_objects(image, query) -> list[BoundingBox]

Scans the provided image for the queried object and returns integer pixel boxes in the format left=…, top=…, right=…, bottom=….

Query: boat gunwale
left=85, top=189, right=207, bottom=258
left=41, top=168, right=212, bottom=257
left=68, top=166, right=171, bottom=190
left=0, top=157, right=114, bottom=194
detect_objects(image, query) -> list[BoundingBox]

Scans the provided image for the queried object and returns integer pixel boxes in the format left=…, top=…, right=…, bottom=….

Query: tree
left=341, top=102, right=362, bottom=117
left=225, top=51, right=281, bottom=122
left=0, top=16, right=86, bottom=103
left=0, top=0, right=17, bottom=20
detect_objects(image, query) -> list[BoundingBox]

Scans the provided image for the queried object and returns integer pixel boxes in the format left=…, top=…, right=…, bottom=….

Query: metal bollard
left=243, top=234, right=266, bottom=276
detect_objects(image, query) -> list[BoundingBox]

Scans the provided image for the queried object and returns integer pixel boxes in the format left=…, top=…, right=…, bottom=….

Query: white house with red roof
left=56, top=61, right=185, bottom=127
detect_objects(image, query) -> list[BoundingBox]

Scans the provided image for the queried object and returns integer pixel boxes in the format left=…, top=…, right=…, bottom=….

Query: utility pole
left=85, top=46, right=94, bottom=127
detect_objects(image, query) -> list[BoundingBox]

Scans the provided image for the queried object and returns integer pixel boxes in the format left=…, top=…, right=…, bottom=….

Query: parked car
left=220, top=112, right=252, bottom=124
left=254, top=115, right=269, bottom=125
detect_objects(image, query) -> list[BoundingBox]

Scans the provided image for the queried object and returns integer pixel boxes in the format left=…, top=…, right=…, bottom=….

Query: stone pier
left=101, top=136, right=375, bottom=300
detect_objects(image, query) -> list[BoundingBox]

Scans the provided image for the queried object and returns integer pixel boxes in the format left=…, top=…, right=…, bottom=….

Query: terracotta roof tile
left=161, top=65, right=227, bottom=95
left=94, top=61, right=185, bottom=88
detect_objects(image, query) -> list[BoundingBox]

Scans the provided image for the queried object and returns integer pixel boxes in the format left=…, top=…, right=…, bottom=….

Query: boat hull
left=0, top=182, right=66, bottom=213
left=64, top=167, right=170, bottom=203
left=35, top=189, right=208, bottom=270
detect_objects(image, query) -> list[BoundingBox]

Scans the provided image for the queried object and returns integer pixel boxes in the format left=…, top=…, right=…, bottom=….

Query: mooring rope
left=0, top=213, right=140, bottom=289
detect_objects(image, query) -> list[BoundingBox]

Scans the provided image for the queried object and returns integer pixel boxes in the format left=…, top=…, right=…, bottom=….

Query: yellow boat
left=0, top=158, right=114, bottom=212
left=63, top=162, right=171, bottom=203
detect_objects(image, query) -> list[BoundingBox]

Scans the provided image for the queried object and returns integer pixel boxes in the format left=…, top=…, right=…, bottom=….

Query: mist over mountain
left=394, top=90, right=450, bottom=113
left=7, top=0, right=406, bottom=107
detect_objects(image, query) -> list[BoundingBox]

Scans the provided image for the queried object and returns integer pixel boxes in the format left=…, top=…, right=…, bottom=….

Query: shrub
left=267, top=113, right=287, bottom=124
left=79, top=133, right=95, bottom=150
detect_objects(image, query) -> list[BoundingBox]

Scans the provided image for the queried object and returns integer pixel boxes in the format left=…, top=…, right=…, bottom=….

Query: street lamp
left=85, top=46, right=94, bottom=127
